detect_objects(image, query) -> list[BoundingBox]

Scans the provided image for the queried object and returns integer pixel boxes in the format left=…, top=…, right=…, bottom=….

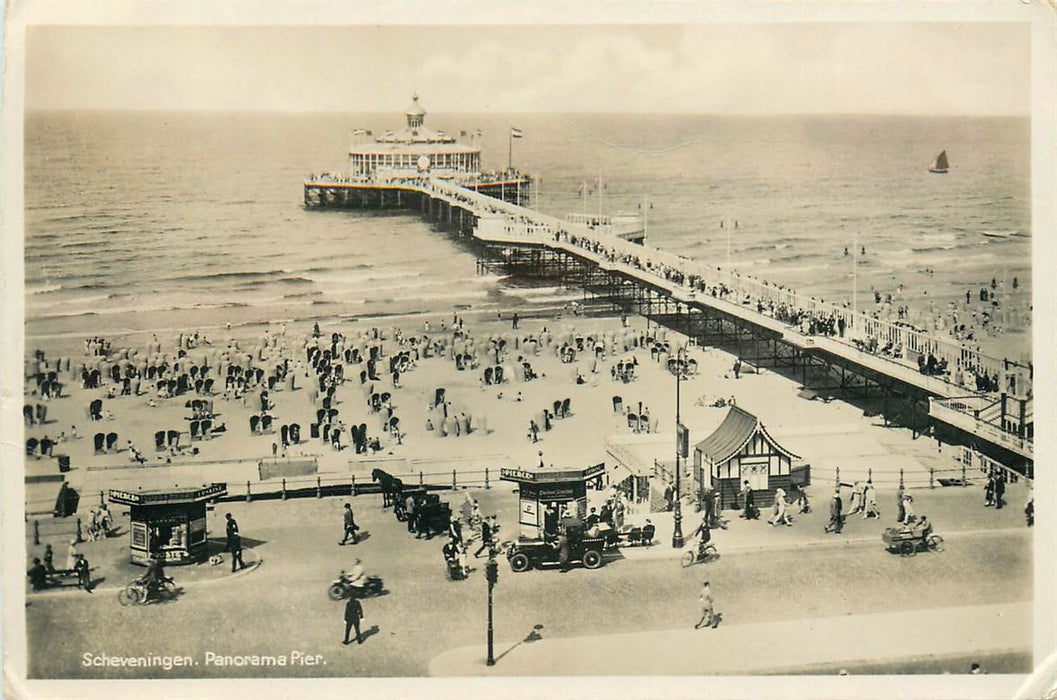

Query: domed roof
left=405, top=93, right=426, bottom=117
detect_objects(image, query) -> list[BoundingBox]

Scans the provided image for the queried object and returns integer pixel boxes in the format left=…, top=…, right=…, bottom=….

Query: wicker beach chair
left=200, top=419, right=212, bottom=437
left=249, top=415, right=260, bottom=433
left=289, top=423, right=301, bottom=444
left=154, top=431, right=166, bottom=451
left=562, top=398, right=571, bottom=417
left=190, top=421, right=200, bottom=440
left=106, top=433, right=118, bottom=452
left=167, top=430, right=181, bottom=448
left=26, top=438, right=38, bottom=456
left=89, top=399, right=103, bottom=421
left=260, top=414, right=273, bottom=432
left=93, top=433, right=105, bottom=454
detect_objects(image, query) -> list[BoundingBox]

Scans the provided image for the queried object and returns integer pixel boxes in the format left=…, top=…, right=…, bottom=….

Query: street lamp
left=485, top=547, right=498, bottom=666
left=669, top=345, right=691, bottom=548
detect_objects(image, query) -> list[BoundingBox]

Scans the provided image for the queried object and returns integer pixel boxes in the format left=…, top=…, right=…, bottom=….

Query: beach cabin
left=693, top=406, right=806, bottom=510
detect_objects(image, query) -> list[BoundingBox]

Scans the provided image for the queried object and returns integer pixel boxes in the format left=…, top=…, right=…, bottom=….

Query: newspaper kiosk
left=108, top=484, right=226, bottom=566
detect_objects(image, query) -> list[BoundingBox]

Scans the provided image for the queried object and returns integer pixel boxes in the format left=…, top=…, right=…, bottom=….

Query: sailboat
left=928, top=150, right=949, bottom=174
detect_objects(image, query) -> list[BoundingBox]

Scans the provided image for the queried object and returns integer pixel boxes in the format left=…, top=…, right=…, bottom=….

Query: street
left=26, top=493, right=1031, bottom=678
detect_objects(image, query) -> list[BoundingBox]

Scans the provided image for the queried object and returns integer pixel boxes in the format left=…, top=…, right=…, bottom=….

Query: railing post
left=351, top=474, right=356, bottom=497
left=929, top=468, right=935, bottom=489
left=961, top=461, right=967, bottom=487
left=419, top=471, right=424, bottom=486
left=281, top=478, right=287, bottom=500
left=316, top=476, right=322, bottom=499
left=867, top=468, right=872, bottom=484
left=834, top=466, right=840, bottom=489
left=246, top=480, right=252, bottom=503
left=33, top=519, right=40, bottom=546
left=485, top=467, right=490, bottom=489
left=100, top=490, right=105, bottom=506
left=76, top=517, right=83, bottom=543
left=899, top=469, right=904, bottom=490
left=453, top=469, right=457, bottom=490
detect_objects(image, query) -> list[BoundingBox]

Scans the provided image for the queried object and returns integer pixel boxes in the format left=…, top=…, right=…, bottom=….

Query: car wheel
left=510, top=552, right=531, bottom=573
left=583, top=550, right=603, bottom=569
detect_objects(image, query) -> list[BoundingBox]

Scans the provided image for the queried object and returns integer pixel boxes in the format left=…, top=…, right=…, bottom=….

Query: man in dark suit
left=824, top=490, right=843, bottom=534
left=344, top=596, right=364, bottom=645
left=474, top=516, right=493, bottom=558
left=225, top=513, right=239, bottom=548
left=340, top=503, right=359, bottom=545
left=994, top=475, right=1006, bottom=510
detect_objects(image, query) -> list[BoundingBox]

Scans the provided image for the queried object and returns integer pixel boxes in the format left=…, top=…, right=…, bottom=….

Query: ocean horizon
left=23, top=110, right=1032, bottom=360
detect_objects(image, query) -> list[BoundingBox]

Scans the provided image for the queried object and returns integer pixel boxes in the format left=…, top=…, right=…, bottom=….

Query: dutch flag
left=511, top=127, right=524, bottom=139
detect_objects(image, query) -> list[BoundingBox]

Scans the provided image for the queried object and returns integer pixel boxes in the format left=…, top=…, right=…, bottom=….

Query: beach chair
left=613, top=396, right=623, bottom=414
left=41, top=438, right=54, bottom=457
left=553, top=400, right=563, bottom=417
left=268, top=376, right=276, bottom=390
left=281, top=424, right=289, bottom=446
left=200, top=419, right=212, bottom=437
left=89, top=399, right=103, bottom=421
left=250, top=415, right=260, bottom=433
left=358, top=423, right=368, bottom=450
left=360, top=370, right=367, bottom=385
left=290, top=423, right=301, bottom=444
left=194, top=378, right=204, bottom=394
left=310, top=423, right=320, bottom=439
left=484, top=367, right=494, bottom=385
left=89, top=369, right=101, bottom=388
left=261, top=414, right=273, bottom=432
left=167, top=430, right=181, bottom=448
left=36, top=404, right=48, bottom=424
left=189, top=365, right=199, bottom=379
left=26, top=438, right=38, bottom=456
left=322, top=396, right=332, bottom=411
left=627, top=413, right=639, bottom=432
left=321, top=423, right=331, bottom=443
left=23, top=404, right=34, bottom=425
left=562, top=398, right=571, bottom=417
left=316, top=408, right=327, bottom=425
left=146, top=366, right=157, bottom=380
left=106, top=433, right=118, bottom=452
left=93, top=433, right=105, bottom=454
left=190, top=421, right=200, bottom=440
left=434, top=388, right=446, bottom=407
left=154, top=431, right=166, bottom=451
left=328, top=408, right=339, bottom=422
left=203, top=378, right=214, bottom=394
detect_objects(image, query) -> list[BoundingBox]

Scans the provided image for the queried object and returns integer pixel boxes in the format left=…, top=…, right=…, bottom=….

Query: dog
left=209, top=554, right=225, bottom=566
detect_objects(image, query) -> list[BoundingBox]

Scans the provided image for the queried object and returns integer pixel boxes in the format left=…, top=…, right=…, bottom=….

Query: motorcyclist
left=342, top=558, right=367, bottom=594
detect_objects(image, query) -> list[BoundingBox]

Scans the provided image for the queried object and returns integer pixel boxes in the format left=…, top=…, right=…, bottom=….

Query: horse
left=372, top=468, right=396, bottom=507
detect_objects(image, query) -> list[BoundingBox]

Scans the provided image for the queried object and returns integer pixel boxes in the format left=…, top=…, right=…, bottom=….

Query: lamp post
left=670, top=345, right=689, bottom=548
left=485, top=548, right=498, bottom=666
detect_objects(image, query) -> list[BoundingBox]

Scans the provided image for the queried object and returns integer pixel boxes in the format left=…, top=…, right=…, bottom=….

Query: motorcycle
left=118, top=578, right=176, bottom=606
left=327, top=571, right=384, bottom=601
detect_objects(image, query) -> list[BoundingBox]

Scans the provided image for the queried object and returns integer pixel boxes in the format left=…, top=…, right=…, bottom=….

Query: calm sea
left=24, top=111, right=1031, bottom=355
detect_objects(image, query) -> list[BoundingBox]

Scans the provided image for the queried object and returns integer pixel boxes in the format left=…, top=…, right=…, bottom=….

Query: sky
left=25, top=23, right=1030, bottom=115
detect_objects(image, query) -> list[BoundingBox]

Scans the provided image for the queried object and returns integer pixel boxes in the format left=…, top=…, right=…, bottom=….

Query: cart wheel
left=509, top=552, right=531, bottom=573
left=327, top=583, right=346, bottom=601
left=681, top=550, right=696, bottom=568
left=395, top=510, right=407, bottom=522
left=927, top=535, right=945, bottom=552
left=583, top=550, right=603, bottom=569
left=899, top=540, right=916, bottom=557
left=702, top=544, right=718, bottom=563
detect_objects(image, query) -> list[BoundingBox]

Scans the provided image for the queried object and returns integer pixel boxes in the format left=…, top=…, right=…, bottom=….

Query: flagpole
left=508, top=129, right=512, bottom=172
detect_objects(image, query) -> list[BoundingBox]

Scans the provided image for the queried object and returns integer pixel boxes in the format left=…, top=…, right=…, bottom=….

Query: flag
left=511, top=127, right=523, bottom=139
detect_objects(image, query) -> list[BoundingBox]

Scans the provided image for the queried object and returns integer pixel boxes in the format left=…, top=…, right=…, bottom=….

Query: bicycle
left=681, top=541, right=718, bottom=568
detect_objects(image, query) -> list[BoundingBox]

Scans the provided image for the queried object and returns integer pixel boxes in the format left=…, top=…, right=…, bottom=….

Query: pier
left=304, top=174, right=1033, bottom=474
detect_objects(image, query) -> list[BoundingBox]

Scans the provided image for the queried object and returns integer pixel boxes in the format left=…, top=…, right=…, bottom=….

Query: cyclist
left=691, top=514, right=712, bottom=561
left=135, top=553, right=173, bottom=600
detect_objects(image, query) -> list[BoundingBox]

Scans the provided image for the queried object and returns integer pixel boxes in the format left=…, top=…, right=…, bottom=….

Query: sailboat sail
left=930, top=150, right=949, bottom=173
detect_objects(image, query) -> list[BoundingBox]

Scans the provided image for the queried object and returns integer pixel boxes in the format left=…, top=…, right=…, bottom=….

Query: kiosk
left=108, top=484, right=226, bottom=565
left=501, top=464, right=605, bottom=540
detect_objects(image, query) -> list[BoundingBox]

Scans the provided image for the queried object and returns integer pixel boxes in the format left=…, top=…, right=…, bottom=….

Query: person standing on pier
left=512, top=312, right=519, bottom=330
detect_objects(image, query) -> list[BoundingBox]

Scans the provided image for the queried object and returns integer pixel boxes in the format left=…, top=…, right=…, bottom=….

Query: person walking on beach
left=824, top=490, right=843, bottom=534
left=343, top=596, right=365, bottom=645
left=340, top=503, right=360, bottom=545
left=896, top=484, right=906, bottom=523
left=694, top=581, right=716, bottom=629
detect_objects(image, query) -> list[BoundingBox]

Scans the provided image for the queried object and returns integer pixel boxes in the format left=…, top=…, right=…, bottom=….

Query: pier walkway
left=304, top=175, right=1033, bottom=464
